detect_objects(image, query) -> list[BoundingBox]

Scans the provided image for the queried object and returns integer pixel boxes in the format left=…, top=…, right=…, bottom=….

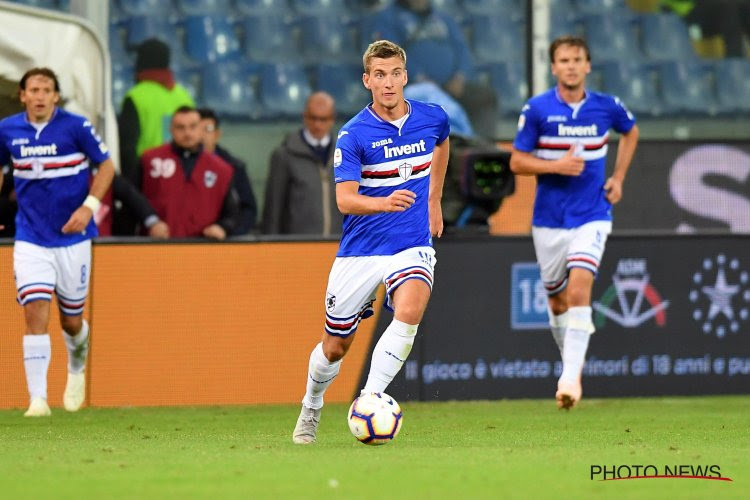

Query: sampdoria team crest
left=398, top=162, right=413, bottom=180
left=204, top=170, right=217, bottom=188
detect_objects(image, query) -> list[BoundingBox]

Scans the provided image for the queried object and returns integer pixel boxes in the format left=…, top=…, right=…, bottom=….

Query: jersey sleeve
left=512, top=102, right=539, bottom=153
left=333, top=128, right=363, bottom=183
left=76, top=117, right=111, bottom=165
left=436, top=105, right=451, bottom=144
left=609, top=95, right=636, bottom=134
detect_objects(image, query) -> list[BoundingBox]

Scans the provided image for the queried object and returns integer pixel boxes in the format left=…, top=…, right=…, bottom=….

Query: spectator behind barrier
left=138, top=106, right=239, bottom=240
left=198, top=108, right=258, bottom=236
left=119, top=38, right=195, bottom=183
left=261, top=92, right=342, bottom=236
left=661, top=0, right=750, bottom=57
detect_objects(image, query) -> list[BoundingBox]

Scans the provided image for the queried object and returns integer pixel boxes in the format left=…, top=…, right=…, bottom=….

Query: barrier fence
left=2, top=234, right=749, bottom=409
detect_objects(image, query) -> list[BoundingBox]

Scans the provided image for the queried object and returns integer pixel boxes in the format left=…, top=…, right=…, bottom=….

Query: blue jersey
left=333, top=99, right=450, bottom=256
left=513, top=88, right=636, bottom=229
left=0, top=108, right=110, bottom=247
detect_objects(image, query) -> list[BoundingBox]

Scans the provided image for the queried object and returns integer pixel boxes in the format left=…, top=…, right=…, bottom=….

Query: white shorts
left=324, top=246, right=436, bottom=337
left=532, top=220, right=611, bottom=296
left=14, top=240, right=92, bottom=316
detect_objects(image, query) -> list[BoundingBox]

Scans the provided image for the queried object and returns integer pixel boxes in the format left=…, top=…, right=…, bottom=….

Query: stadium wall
left=0, top=242, right=383, bottom=409
left=372, top=235, right=750, bottom=401
left=2, top=235, right=749, bottom=409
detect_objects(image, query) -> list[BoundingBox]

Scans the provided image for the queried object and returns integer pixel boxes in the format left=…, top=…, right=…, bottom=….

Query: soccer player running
left=292, top=40, right=450, bottom=444
left=0, top=68, right=115, bottom=416
left=510, top=36, right=639, bottom=410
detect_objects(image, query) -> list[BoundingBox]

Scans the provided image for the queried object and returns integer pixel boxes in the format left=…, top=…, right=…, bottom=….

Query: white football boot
left=292, top=405, right=321, bottom=444
left=63, top=372, right=86, bottom=412
left=24, top=397, right=51, bottom=417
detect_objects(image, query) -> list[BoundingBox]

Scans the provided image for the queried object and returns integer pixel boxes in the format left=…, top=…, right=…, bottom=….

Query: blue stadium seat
left=482, top=61, right=528, bottom=117
left=176, top=0, right=232, bottom=15
left=463, top=0, right=522, bottom=16
left=201, top=63, right=262, bottom=119
left=658, top=60, right=721, bottom=116
left=241, top=13, right=298, bottom=63
left=111, top=65, right=133, bottom=109
left=291, top=0, right=349, bottom=15
left=184, top=15, right=241, bottom=63
left=173, top=67, right=201, bottom=102
left=574, top=0, right=628, bottom=14
left=640, top=13, right=696, bottom=62
left=583, top=14, right=642, bottom=63
left=109, top=26, right=133, bottom=69
left=471, top=15, right=525, bottom=65
left=313, top=63, right=369, bottom=117
left=125, top=16, right=179, bottom=52
left=298, top=15, right=359, bottom=65
left=117, top=0, right=174, bottom=17
left=124, top=16, right=196, bottom=69
left=599, top=61, right=663, bottom=117
left=259, top=62, right=312, bottom=118
left=714, top=58, right=750, bottom=114
left=236, top=0, right=288, bottom=15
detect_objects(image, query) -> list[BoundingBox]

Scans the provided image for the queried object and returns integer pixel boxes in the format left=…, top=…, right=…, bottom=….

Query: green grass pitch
left=1, top=396, right=747, bottom=499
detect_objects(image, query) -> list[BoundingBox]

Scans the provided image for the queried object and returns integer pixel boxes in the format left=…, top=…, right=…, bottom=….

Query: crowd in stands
left=1, top=0, right=748, bottom=239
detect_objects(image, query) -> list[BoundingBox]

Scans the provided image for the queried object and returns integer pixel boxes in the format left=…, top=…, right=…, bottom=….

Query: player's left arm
left=429, top=137, right=450, bottom=238
left=62, top=158, right=115, bottom=234
left=604, top=124, right=639, bottom=204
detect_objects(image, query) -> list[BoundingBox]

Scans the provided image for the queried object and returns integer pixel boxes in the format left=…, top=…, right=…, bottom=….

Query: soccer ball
left=347, top=392, right=403, bottom=445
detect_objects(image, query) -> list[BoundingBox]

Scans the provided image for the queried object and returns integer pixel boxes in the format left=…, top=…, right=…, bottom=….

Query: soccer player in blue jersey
left=0, top=68, right=115, bottom=416
left=510, top=36, right=639, bottom=409
left=292, top=40, right=450, bottom=443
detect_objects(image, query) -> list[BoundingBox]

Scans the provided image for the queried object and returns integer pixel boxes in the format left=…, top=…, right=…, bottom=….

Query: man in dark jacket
left=261, top=92, right=342, bottom=236
left=198, top=108, right=257, bottom=235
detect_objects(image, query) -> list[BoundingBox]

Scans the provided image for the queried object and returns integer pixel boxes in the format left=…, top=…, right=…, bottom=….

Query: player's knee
left=547, top=294, right=567, bottom=315
left=322, top=337, right=349, bottom=362
left=566, top=286, right=590, bottom=307
left=60, top=314, right=83, bottom=336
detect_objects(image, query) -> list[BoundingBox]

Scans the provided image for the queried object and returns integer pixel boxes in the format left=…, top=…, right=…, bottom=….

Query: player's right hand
left=556, top=145, right=585, bottom=176
left=383, top=189, right=416, bottom=212
left=149, top=221, right=170, bottom=239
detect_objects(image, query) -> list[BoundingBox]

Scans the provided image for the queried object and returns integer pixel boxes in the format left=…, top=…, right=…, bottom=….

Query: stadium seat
left=298, top=15, right=359, bottom=65
left=574, top=0, right=628, bottom=14
left=291, top=0, right=348, bottom=15
left=117, top=0, right=174, bottom=17
left=241, top=13, right=298, bottom=63
left=463, top=0, right=522, bottom=16
left=201, top=63, right=262, bottom=119
left=471, top=15, right=525, bottom=65
left=714, top=58, right=750, bottom=114
left=124, top=16, right=179, bottom=52
left=173, top=67, right=202, bottom=102
left=658, top=60, right=721, bottom=116
left=259, top=62, right=312, bottom=119
left=482, top=61, right=528, bottom=117
left=583, top=14, right=642, bottom=63
left=184, top=15, right=241, bottom=63
left=599, top=60, right=663, bottom=117
left=640, top=12, right=697, bottom=62
left=235, top=0, right=288, bottom=15
left=176, top=0, right=232, bottom=15
left=109, top=26, right=133, bottom=69
left=313, top=62, right=369, bottom=117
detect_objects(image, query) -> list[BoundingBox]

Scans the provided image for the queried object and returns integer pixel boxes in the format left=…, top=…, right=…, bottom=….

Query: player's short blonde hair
left=362, top=40, right=407, bottom=74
